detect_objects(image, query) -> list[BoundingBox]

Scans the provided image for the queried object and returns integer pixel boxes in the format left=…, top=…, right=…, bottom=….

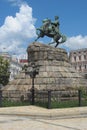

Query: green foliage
left=35, top=101, right=48, bottom=108
left=0, top=56, right=10, bottom=86
left=2, top=99, right=30, bottom=107
left=35, top=90, right=87, bottom=109
left=81, top=90, right=87, bottom=101
left=35, top=100, right=79, bottom=108
left=51, top=101, right=78, bottom=108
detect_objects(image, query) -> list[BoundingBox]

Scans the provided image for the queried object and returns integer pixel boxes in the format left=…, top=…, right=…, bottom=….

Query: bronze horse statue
left=35, top=17, right=66, bottom=47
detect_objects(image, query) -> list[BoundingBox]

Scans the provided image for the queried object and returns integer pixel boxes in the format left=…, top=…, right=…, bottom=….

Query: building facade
left=9, top=59, right=22, bottom=81
left=69, top=48, right=87, bottom=78
left=0, top=52, right=22, bottom=81
left=0, top=52, right=11, bottom=61
left=19, top=59, right=28, bottom=66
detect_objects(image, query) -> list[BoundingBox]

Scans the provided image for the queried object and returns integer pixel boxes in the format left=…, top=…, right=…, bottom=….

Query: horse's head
left=35, top=28, right=45, bottom=41
left=36, top=28, right=45, bottom=37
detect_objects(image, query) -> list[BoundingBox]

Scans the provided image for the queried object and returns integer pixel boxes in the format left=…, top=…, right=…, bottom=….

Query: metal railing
left=0, top=89, right=87, bottom=109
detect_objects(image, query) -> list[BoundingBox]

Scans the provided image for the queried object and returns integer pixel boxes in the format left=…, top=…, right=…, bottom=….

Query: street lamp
left=25, top=63, right=40, bottom=105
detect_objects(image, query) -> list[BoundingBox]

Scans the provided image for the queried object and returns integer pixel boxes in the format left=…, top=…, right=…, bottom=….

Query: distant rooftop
left=70, top=48, right=87, bottom=53
left=0, top=52, right=11, bottom=58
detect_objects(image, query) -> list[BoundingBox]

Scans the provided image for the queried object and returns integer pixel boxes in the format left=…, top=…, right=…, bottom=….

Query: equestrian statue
left=35, top=16, right=67, bottom=48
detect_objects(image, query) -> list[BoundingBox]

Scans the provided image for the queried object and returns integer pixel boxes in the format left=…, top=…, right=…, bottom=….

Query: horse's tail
left=60, top=35, right=67, bottom=43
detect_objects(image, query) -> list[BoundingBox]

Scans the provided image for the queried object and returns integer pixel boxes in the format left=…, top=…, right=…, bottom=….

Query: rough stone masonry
left=26, top=42, right=87, bottom=90
left=2, top=42, right=87, bottom=101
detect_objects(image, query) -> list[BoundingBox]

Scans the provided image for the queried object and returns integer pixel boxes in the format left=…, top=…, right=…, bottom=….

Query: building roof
left=70, top=48, right=87, bottom=53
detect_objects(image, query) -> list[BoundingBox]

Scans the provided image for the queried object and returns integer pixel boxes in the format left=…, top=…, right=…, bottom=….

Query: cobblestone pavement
left=0, top=115, right=87, bottom=130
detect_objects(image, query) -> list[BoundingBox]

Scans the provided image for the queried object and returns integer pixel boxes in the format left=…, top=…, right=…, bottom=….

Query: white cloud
left=59, top=35, right=87, bottom=51
left=1, top=1, right=87, bottom=59
left=0, top=3, right=36, bottom=58
left=8, top=0, right=26, bottom=6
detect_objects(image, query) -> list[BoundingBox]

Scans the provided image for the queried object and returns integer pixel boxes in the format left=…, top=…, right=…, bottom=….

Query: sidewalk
left=0, top=106, right=87, bottom=119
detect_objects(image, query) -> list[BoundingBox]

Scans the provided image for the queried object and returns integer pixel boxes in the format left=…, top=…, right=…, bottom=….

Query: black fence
left=0, top=89, right=87, bottom=109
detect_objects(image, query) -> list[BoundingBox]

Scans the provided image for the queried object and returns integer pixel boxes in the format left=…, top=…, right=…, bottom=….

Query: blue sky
left=0, top=0, right=87, bottom=58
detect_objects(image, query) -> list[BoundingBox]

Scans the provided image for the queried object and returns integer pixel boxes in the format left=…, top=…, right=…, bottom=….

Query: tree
left=0, top=56, right=10, bottom=86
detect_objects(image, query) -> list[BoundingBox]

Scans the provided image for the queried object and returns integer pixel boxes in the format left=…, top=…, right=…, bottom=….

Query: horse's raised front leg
left=35, top=36, right=40, bottom=42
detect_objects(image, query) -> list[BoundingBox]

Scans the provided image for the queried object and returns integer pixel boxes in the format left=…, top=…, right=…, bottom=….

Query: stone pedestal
left=3, top=42, right=87, bottom=92
left=26, top=42, right=87, bottom=90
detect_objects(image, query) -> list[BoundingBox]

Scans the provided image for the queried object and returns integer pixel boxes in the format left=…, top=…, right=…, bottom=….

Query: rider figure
left=42, top=16, right=60, bottom=35
left=42, top=18, right=51, bottom=33
left=35, top=16, right=66, bottom=47
left=51, top=16, right=60, bottom=34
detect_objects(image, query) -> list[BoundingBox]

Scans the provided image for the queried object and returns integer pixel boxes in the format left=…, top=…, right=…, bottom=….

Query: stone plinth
left=3, top=42, right=87, bottom=92
left=26, top=42, right=87, bottom=90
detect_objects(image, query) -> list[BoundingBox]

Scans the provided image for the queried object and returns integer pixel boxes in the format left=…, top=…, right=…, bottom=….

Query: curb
left=0, top=106, right=87, bottom=119
left=0, top=113, right=87, bottom=119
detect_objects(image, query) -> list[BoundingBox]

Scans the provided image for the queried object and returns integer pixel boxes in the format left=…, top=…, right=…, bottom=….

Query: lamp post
left=25, top=63, right=39, bottom=105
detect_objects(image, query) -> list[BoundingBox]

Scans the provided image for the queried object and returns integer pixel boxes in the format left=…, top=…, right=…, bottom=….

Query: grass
left=35, top=99, right=87, bottom=109
left=1, top=90, right=87, bottom=108
left=1, top=100, right=87, bottom=108
left=51, top=100, right=79, bottom=108
left=1, top=99, right=30, bottom=107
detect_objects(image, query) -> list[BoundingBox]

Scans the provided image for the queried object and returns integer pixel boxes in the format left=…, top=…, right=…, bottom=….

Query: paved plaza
left=0, top=106, right=87, bottom=130
left=0, top=115, right=87, bottom=130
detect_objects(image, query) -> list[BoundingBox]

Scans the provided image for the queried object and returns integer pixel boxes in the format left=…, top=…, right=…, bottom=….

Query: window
left=84, top=55, right=86, bottom=60
left=84, top=65, right=86, bottom=69
left=79, top=65, right=81, bottom=71
left=84, top=51, right=86, bottom=53
left=75, top=66, right=77, bottom=70
left=74, top=56, right=76, bottom=61
left=79, top=56, right=81, bottom=60
left=84, top=74, right=87, bottom=79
